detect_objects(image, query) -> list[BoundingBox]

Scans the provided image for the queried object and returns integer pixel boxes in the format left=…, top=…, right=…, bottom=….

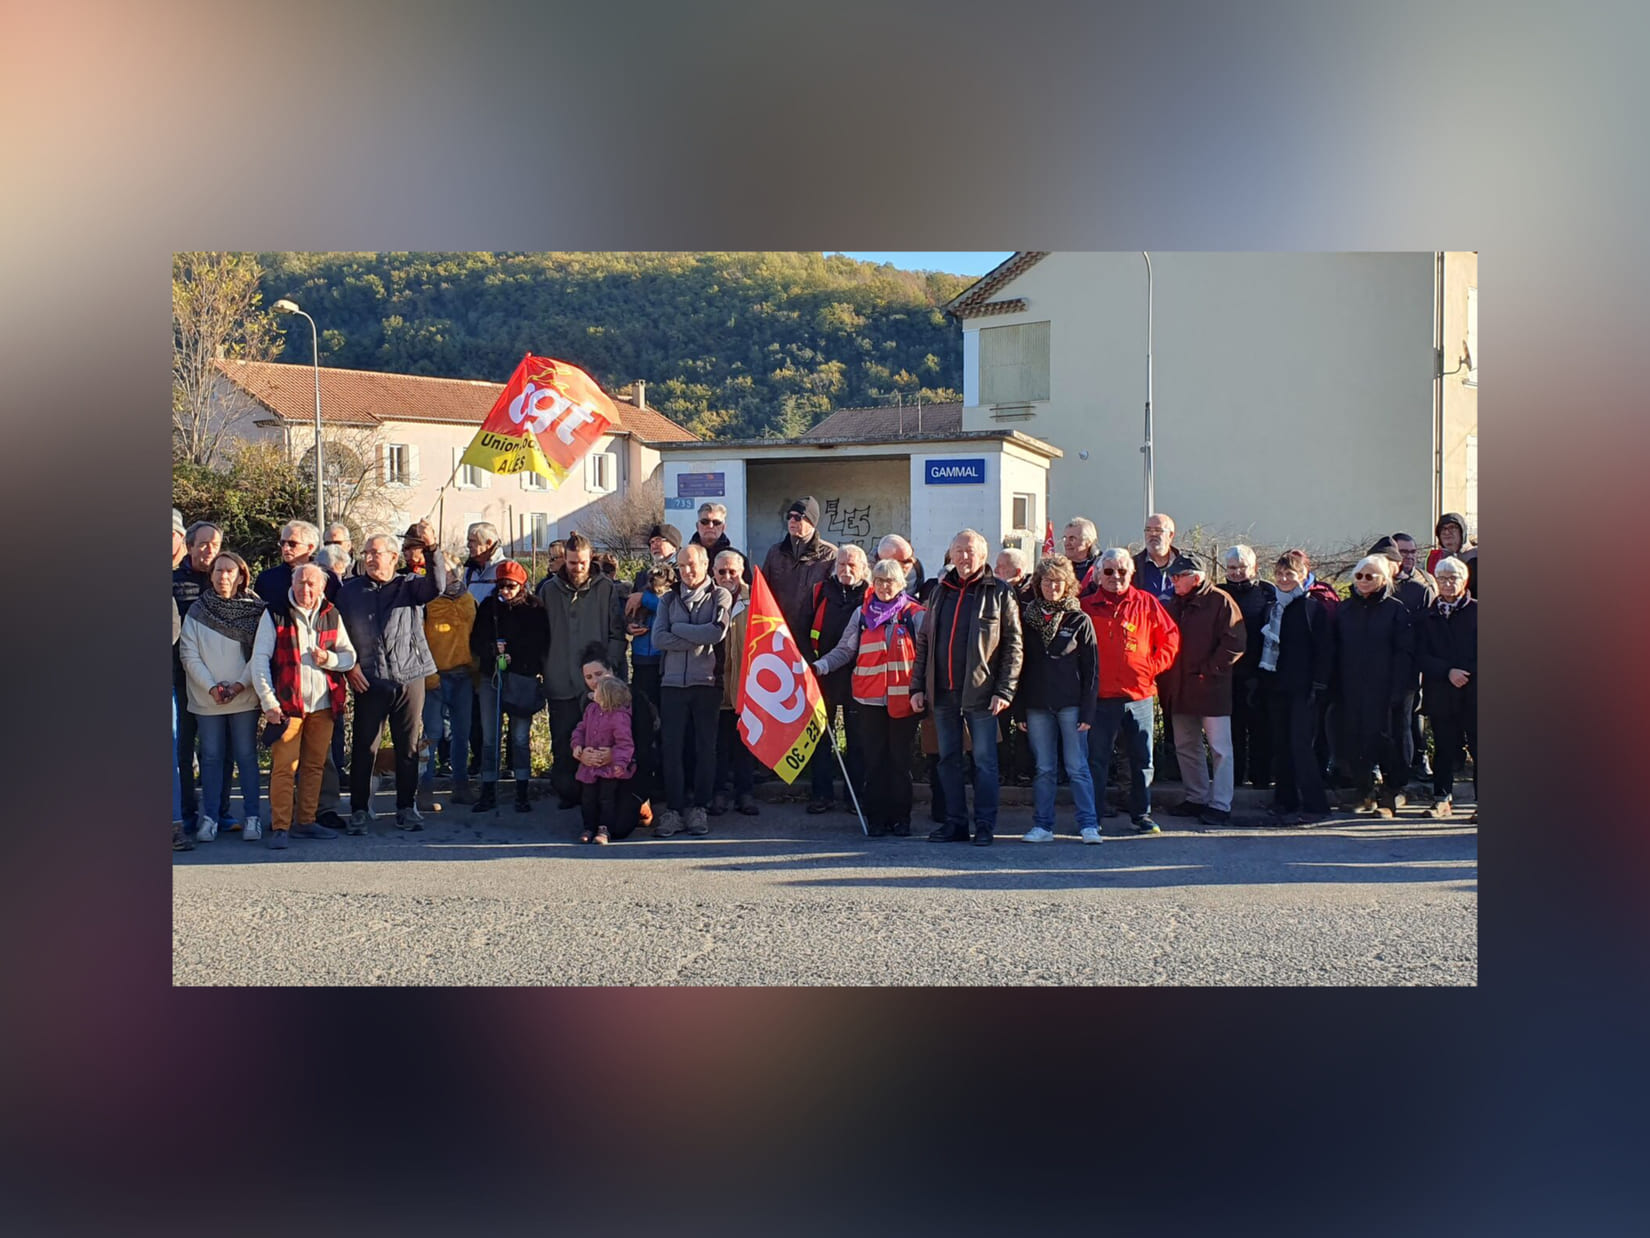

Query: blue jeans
left=195, top=709, right=261, bottom=825
left=421, top=670, right=474, bottom=786
left=1088, top=696, right=1156, bottom=820
left=1026, top=707, right=1098, bottom=832
left=478, top=675, right=532, bottom=782
left=933, top=702, right=1000, bottom=831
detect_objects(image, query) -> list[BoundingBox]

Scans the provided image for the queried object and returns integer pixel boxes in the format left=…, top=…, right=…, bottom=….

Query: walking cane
left=493, top=639, right=507, bottom=819
left=829, top=723, right=869, bottom=837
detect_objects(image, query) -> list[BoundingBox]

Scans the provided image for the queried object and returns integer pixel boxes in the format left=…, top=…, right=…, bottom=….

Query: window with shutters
left=530, top=513, right=550, bottom=549
left=980, top=321, right=1050, bottom=405
left=521, top=468, right=549, bottom=491
left=586, top=451, right=617, bottom=495
left=385, top=444, right=412, bottom=486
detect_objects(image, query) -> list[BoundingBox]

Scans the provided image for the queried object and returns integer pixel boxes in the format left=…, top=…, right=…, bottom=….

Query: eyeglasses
left=786, top=513, right=805, bottom=522
left=1353, top=572, right=1381, bottom=581
left=279, top=539, right=307, bottom=549
left=1101, top=567, right=1128, bottom=577
left=498, top=582, right=522, bottom=592
left=700, top=519, right=724, bottom=527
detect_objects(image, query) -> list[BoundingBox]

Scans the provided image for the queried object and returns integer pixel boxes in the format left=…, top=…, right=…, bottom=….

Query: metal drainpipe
left=1434, top=251, right=1446, bottom=534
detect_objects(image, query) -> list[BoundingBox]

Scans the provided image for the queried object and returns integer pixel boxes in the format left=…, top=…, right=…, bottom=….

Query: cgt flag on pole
left=459, top=353, right=616, bottom=487
left=1042, top=519, right=1055, bottom=557
left=736, top=567, right=829, bottom=784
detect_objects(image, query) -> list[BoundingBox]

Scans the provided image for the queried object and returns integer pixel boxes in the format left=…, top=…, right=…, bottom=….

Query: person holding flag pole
left=736, top=566, right=870, bottom=836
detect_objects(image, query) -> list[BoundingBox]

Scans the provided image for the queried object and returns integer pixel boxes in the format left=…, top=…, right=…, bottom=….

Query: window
left=586, top=450, right=617, bottom=495
left=383, top=443, right=417, bottom=486
left=1465, top=287, right=1478, bottom=387
left=530, top=513, right=551, bottom=550
left=1012, top=492, right=1036, bottom=533
left=521, top=468, right=549, bottom=491
left=980, top=321, right=1050, bottom=405
left=452, top=446, right=488, bottom=490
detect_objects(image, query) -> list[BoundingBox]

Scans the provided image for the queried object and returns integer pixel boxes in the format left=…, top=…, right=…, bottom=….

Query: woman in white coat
left=178, top=550, right=267, bottom=841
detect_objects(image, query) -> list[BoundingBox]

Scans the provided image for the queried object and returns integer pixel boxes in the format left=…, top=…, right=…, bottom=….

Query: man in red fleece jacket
left=1079, top=547, right=1181, bottom=833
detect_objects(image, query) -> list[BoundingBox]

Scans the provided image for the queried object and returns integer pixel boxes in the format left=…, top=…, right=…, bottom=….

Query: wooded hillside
left=258, top=252, right=974, bottom=439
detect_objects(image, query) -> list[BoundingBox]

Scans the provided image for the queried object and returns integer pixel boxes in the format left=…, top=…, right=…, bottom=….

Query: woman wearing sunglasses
left=1333, top=554, right=1416, bottom=818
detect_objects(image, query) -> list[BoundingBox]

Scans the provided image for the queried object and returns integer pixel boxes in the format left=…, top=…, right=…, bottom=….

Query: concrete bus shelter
left=650, top=430, right=1061, bottom=575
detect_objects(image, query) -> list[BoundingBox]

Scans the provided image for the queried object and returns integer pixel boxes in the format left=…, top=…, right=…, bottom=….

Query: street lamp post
left=1141, top=252, right=1155, bottom=526
left=272, top=298, right=324, bottom=532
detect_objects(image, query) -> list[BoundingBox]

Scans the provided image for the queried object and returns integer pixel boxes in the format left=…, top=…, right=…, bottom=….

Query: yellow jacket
left=424, top=592, right=479, bottom=685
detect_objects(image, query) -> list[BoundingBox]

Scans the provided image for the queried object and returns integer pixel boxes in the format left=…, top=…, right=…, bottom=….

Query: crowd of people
left=171, top=499, right=1478, bottom=852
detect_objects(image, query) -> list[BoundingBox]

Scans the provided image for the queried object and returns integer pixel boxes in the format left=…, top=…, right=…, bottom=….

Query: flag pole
left=828, top=722, right=869, bottom=837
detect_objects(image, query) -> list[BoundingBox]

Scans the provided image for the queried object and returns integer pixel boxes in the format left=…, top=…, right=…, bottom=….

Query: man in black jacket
left=687, top=502, right=751, bottom=585
left=1371, top=535, right=1438, bottom=789
left=255, top=520, right=339, bottom=612
left=1219, top=544, right=1276, bottom=789
left=910, top=529, right=1024, bottom=847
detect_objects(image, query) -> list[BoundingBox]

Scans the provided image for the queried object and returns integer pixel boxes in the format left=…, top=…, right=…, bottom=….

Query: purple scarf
left=863, top=592, right=911, bottom=631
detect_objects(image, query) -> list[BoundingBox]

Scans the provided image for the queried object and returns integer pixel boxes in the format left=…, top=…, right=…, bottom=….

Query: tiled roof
left=942, top=251, right=1049, bottom=318
left=217, top=359, right=698, bottom=441
left=802, top=402, right=963, bottom=440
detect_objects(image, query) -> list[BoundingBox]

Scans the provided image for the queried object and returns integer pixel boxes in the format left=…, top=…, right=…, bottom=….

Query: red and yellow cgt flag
left=460, top=353, right=616, bottom=486
left=737, top=567, right=829, bottom=783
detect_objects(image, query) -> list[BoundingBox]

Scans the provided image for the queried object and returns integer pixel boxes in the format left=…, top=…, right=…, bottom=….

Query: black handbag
left=501, top=671, right=545, bottom=716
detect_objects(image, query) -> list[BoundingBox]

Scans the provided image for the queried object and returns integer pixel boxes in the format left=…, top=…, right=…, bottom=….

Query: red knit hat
left=494, top=560, right=528, bottom=586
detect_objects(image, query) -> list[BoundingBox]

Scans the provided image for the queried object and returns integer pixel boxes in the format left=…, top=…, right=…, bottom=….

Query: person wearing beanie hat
left=760, top=495, right=837, bottom=653
left=1159, top=551, right=1246, bottom=825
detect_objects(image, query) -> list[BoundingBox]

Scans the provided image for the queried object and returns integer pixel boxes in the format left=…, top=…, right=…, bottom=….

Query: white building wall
left=963, top=253, right=1438, bottom=553
left=664, top=457, right=748, bottom=552
left=908, top=448, right=1003, bottom=574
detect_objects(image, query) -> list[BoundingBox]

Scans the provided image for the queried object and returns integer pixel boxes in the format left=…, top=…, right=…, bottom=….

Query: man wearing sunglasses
left=688, top=502, right=751, bottom=585
left=1079, top=549, right=1181, bottom=834
left=255, top=519, right=338, bottom=612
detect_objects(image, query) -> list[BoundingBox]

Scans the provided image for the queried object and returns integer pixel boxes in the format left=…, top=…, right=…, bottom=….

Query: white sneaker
left=196, top=816, right=218, bottom=843
left=1080, top=826, right=1103, bottom=845
left=241, top=816, right=262, bottom=841
left=1022, top=826, right=1055, bottom=843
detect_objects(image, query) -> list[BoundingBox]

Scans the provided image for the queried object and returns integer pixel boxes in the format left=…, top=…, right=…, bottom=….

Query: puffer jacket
left=761, top=531, right=838, bottom=647
left=1160, top=577, right=1246, bottom=717
left=653, top=579, right=733, bottom=689
left=910, top=566, right=1023, bottom=711
left=335, top=554, right=447, bottom=686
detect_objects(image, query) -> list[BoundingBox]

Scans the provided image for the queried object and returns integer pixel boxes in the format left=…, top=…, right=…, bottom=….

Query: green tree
left=173, top=251, right=284, bottom=465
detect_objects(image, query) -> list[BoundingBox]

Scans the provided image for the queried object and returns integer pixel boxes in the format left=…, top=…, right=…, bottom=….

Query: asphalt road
left=173, top=787, right=1477, bottom=986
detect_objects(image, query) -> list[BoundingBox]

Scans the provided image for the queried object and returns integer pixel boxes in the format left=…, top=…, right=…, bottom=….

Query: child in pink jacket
left=571, top=675, right=636, bottom=844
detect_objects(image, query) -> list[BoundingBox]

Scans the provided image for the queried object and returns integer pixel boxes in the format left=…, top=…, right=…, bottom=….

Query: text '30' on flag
left=459, top=353, right=616, bottom=487
left=736, top=567, right=829, bottom=784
